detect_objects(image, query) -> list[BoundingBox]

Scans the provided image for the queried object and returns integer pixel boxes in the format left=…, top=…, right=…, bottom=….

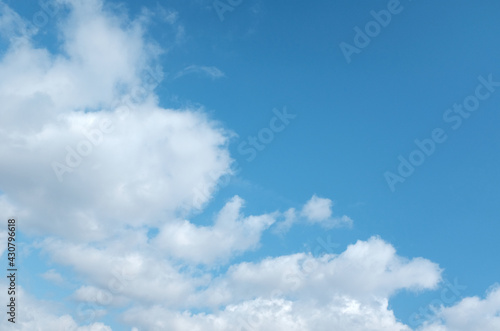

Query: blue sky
left=0, top=0, right=499, bottom=330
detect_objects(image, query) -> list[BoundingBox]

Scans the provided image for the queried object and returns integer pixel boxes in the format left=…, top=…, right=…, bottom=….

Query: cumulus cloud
left=273, top=195, right=352, bottom=233
left=35, top=232, right=444, bottom=330
left=301, top=195, right=333, bottom=221
left=40, top=233, right=204, bottom=307
left=123, top=298, right=412, bottom=331
left=0, top=0, right=232, bottom=241
left=301, top=195, right=353, bottom=228
left=195, top=237, right=442, bottom=307
left=2, top=1, right=498, bottom=330
left=153, top=196, right=276, bottom=264
left=0, top=285, right=111, bottom=331
left=122, top=237, right=441, bottom=330
left=418, top=286, right=500, bottom=331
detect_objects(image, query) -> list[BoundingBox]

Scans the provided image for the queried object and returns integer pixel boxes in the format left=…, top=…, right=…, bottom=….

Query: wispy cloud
left=40, top=269, right=65, bottom=285
left=174, top=65, right=226, bottom=80
left=273, top=195, right=353, bottom=234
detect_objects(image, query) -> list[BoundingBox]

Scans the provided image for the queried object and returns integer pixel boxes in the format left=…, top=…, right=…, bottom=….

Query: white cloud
left=38, top=196, right=275, bottom=305
left=0, top=0, right=159, bottom=120
left=0, top=285, right=112, bottom=331
left=122, top=237, right=441, bottom=330
left=195, top=237, right=442, bottom=307
left=301, top=195, right=353, bottom=228
left=2, top=1, right=497, bottom=330
left=301, top=195, right=333, bottom=221
left=153, top=196, right=276, bottom=264
left=272, top=208, right=297, bottom=234
left=35, top=234, right=443, bottom=329
left=418, top=286, right=500, bottom=331
left=0, top=0, right=233, bottom=241
left=274, top=195, right=352, bottom=232
left=124, top=297, right=413, bottom=331
left=1, top=103, right=232, bottom=241
left=40, top=233, right=204, bottom=307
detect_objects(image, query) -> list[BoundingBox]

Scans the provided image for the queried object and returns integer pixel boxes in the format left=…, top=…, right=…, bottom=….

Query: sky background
left=0, top=0, right=499, bottom=330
